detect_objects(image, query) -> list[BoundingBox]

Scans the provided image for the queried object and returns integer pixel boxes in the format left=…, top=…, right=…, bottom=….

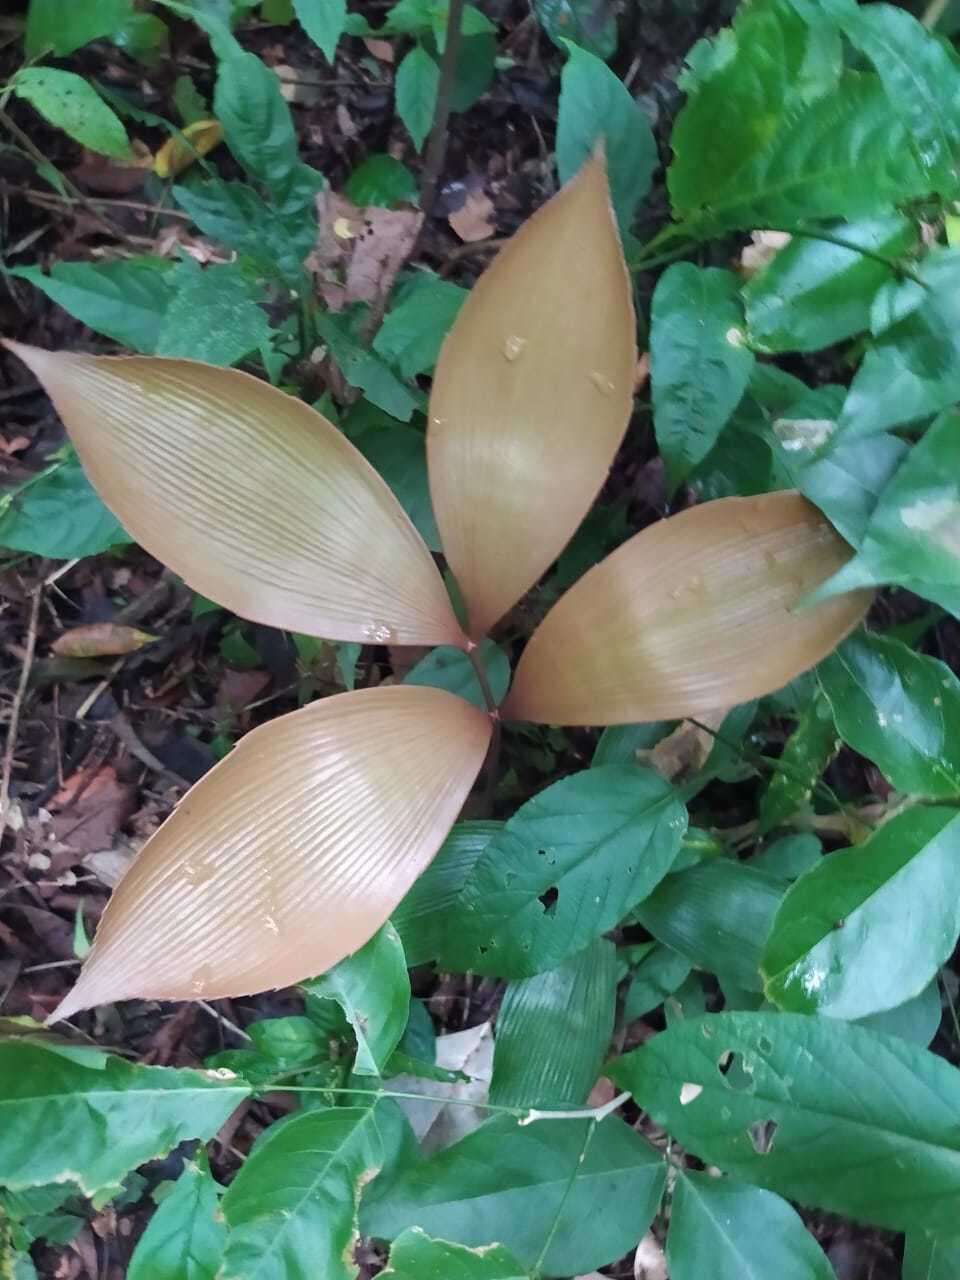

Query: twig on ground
left=0, top=582, right=41, bottom=837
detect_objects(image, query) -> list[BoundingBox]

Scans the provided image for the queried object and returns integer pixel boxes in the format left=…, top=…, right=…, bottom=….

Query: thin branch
left=0, top=583, right=40, bottom=837
left=419, top=0, right=467, bottom=214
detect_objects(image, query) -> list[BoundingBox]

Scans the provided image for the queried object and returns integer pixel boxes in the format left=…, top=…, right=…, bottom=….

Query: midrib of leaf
left=682, top=1179, right=766, bottom=1280
left=0, top=1084, right=250, bottom=1111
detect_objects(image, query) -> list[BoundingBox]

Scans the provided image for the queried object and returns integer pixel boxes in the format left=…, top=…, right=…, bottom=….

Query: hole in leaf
left=758, top=1035, right=773, bottom=1055
left=747, top=1118, right=778, bottom=1155
left=719, top=1051, right=756, bottom=1092
left=538, top=886, right=559, bottom=916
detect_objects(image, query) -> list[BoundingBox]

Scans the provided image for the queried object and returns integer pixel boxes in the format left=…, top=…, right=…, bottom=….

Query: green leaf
left=650, top=264, right=755, bottom=490
left=0, top=1041, right=247, bottom=1201
left=810, top=408, right=960, bottom=616
left=362, top=1114, right=666, bottom=1275
left=317, top=312, right=418, bottom=421
left=904, top=1229, right=960, bottom=1279
left=634, top=860, right=785, bottom=992
left=346, top=154, right=419, bottom=208
left=534, top=0, right=616, bottom=59
left=489, top=941, right=616, bottom=1108
left=667, top=1172, right=834, bottom=1280
left=373, top=274, right=467, bottom=378
left=13, top=69, right=130, bottom=159
left=384, top=1228, right=529, bottom=1280
left=818, top=632, right=960, bottom=797
left=207, top=1016, right=331, bottom=1086
left=391, top=822, right=501, bottom=966
left=0, top=457, right=131, bottom=558
left=173, top=179, right=313, bottom=286
left=404, top=639, right=510, bottom=709
left=293, top=0, right=346, bottom=61
left=793, top=433, right=908, bottom=548
left=761, top=807, right=960, bottom=1019
left=622, top=945, right=692, bottom=1021
left=344, top=412, right=440, bottom=549
left=750, top=834, right=822, bottom=881
left=859, top=979, right=942, bottom=1047
left=610, top=1011, right=960, bottom=1233
left=556, top=44, right=656, bottom=229
left=758, top=693, right=837, bottom=833
left=302, top=924, right=409, bottom=1075
left=839, top=4, right=960, bottom=195
left=396, top=45, right=440, bottom=150
left=9, top=259, right=174, bottom=355
left=112, top=12, right=170, bottom=63
left=128, top=1160, right=225, bottom=1280
left=220, top=1103, right=402, bottom=1280
left=434, top=766, right=687, bottom=977
left=592, top=721, right=676, bottom=767
left=744, top=216, right=915, bottom=354
left=440, top=31, right=495, bottom=113
left=155, top=260, right=273, bottom=367
left=25, top=0, right=132, bottom=56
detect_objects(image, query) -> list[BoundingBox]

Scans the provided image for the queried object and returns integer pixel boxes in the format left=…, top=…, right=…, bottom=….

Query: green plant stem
left=466, top=642, right=502, bottom=813
left=419, top=0, right=467, bottom=214
left=466, top=643, right=497, bottom=715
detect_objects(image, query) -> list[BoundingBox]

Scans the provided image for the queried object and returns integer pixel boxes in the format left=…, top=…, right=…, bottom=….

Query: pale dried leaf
left=428, top=154, right=636, bottom=636
left=504, top=493, right=871, bottom=725
left=448, top=189, right=496, bottom=242
left=634, top=1233, right=668, bottom=1280
left=389, top=1021, right=494, bottom=1153
left=83, top=844, right=139, bottom=889
left=51, top=623, right=157, bottom=658
left=739, top=229, right=792, bottom=278
left=49, top=686, right=490, bottom=1021
left=310, top=193, right=422, bottom=310
left=643, top=707, right=727, bottom=781
left=6, top=344, right=463, bottom=647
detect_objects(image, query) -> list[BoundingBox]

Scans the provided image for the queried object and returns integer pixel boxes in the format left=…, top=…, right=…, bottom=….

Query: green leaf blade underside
left=384, top=1228, right=530, bottom=1280
left=128, top=1159, right=225, bottom=1280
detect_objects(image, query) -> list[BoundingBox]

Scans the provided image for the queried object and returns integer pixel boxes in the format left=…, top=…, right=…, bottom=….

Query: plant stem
left=466, top=643, right=498, bottom=714
left=466, top=642, right=502, bottom=813
left=419, top=0, right=467, bottom=215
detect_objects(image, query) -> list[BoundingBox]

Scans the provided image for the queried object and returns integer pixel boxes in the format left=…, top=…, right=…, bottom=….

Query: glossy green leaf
left=623, top=945, right=691, bottom=1022
left=818, top=632, right=960, bottom=797
left=302, top=923, right=409, bottom=1075
left=385, top=1229, right=529, bottom=1280
left=489, top=941, right=616, bottom=1108
left=793, top=433, right=908, bottom=548
left=0, top=457, right=131, bottom=558
left=10, top=259, right=175, bottom=355
left=858, top=979, right=942, bottom=1047
left=535, top=0, right=616, bottom=59
left=651, top=264, right=754, bottom=490
left=434, top=766, right=687, bottom=977
left=592, top=722, right=675, bottom=767
left=750, top=834, right=822, bottom=881
left=374, top=275, right=467, bottom=378
left=903, top=1229, right=960, bottom=1279
left=634, top=859, right=785, bottom=991
left=128, top=1159, right=225, bottom=1280
left=744, top=216, right=915, bottom=354
left=556, top=44, right=656, bottom=228
left=221, top=1102, right=405, bottom=1280
left=810, top=409, right=960, bottom=617
left=396, top=46, right=439, bottom=151
left=346, top=154, right=419, bottom=208
left=25, top=0, right=132, bottom=56
left=758, top=693, right=837, bottom=833
left=762, top=808, right=960, bottom=1019
left=362, top=1114, right=665, bottom=1275
left=155, top=260, right=272, bottom=367
left=13, top=69, right=129, bottom=159
left=404, top=639, right=510, bottom=709
left=391, top=822, right=501, bottom=966
left=293, top=0, right=346, bottom=61
left=0, top=1041, right=247, bottom=1200
left=610, top=1011, right=960, bottom=1233
left=667, top=1172, right=834, bottom=1280
left=345, top=413, right=440, bottom=550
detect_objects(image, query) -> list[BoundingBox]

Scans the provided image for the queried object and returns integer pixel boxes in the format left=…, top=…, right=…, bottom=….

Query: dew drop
left=190, top=963, right=214, bottom=997
left=502, top=335, right=527, bottom=362
left=263, top=914, right=280, bottom=936
left=589, top=370, right=616, bottom=396
left=364, top=621, right=395, bottom=644
left=934, top=695, right=943, bottom=707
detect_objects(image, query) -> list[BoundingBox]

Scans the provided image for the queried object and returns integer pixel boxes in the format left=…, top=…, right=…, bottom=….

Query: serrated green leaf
left=10, top=259, right=174, bottom=355
left=651, top=264, right=754, bottom=490
left=434, top=766, right=687, bottom=978
left=0, top=1041, right=247, bottom=1200
left=346, top=154, right=419, bottom=208
left=385, top=1228, right=529, bottom=1279
left=744, top=216, right=915, bottom=353
left=317, top=312, right=418, bottom=421
left=373, top=274, right=467, bottom=378
left=758, top=693, right=837, bottom=833
left=293, top=0, right=346, bottom=61
left=214, top=52, right=303, bottom=202
left=155, top=260, right=273, bottom=367
left=818, top=632, right=960, bottom=797
left=535, top=0, right=616, bottom=59
left=128, top=1160, right=225, bottom=1280
left=622, top=945, right=691, bottom=1022
left=25, top=0, right=133, bottom=56
left=14, top=69, right=130, bottom=159
left=903, top=1229, right=960, bottom=1279
left=396, top=45, right=440, bottom=150
left=0, top=457, right=131, bottom=558
left=302, top=924, right=409, bottom=1075
left=556, top=44, right=656, bottom=229
left=762, top=808, right=960, bottom=1018
left=667, top=1172, right=834, bottom=1280
left=173, top=179, right=313, bottom=286
left=610, top=1011, right=960, bottom=1232
left=362, top=1114, right=665, bottom=1275
left=404, top=639, right=510, bottom=709
left=489, top=940, right=616, bottom=1108
left=634, top=860, right=785, bottom=992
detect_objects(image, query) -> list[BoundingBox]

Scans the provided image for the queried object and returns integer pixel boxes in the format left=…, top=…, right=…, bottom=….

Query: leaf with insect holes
left=428, top=154, right=635, bottom=637
left=5, top=344, right=462, bottom=646
left=384, top=1229, right=529, bottom=1280
left=504, top=493, right=870, bottom=726
left=13, top=69, right=130, bottom=158
left=48, top=687, right=489, bottom=1021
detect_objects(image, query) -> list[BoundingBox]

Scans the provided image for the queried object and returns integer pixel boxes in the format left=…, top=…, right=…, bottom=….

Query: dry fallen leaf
left=388, top=1021, right=494, bottom=1153
left=642, top=707, right=728, bottom=781
left=634, top=1234, right=668, bottom=1280
left=448, top=188, right=496, bottom=242
left=153, top=120, right=224, bottom=180
left=83, top=843, right=140, bottom=889
left=50, top=765, right=137, bottom=857
left=51, top=623, right=158, bottom=658
left=309, top=192, right=423, bottom=310
left=71, top=140, right=154, bottom=195
left=739, top=229, right=792, bottom=277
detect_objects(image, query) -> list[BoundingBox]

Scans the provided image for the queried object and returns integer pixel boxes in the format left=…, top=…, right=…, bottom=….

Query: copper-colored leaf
left=503, top=493, right=872, bottom=726
left=49, top=686, right=491, bottom=1021
left=51, top=623, right=157, bottom=658
left=427, top=154, right=636, bottom=638
left=5, top=344, right=463, bottom=647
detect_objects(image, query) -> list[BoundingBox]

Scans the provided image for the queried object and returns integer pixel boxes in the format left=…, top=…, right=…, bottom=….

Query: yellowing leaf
left=51, top=623, right=158, bottom=658
left=49, top=686, right=491, bottom=1021
left=427, top=153, right=636, bottom=637
left=153, top=119, right=224, bottom=179
left=5, top=343, right=464, bottom=647
left=503, top=493, right=871, bottom=726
